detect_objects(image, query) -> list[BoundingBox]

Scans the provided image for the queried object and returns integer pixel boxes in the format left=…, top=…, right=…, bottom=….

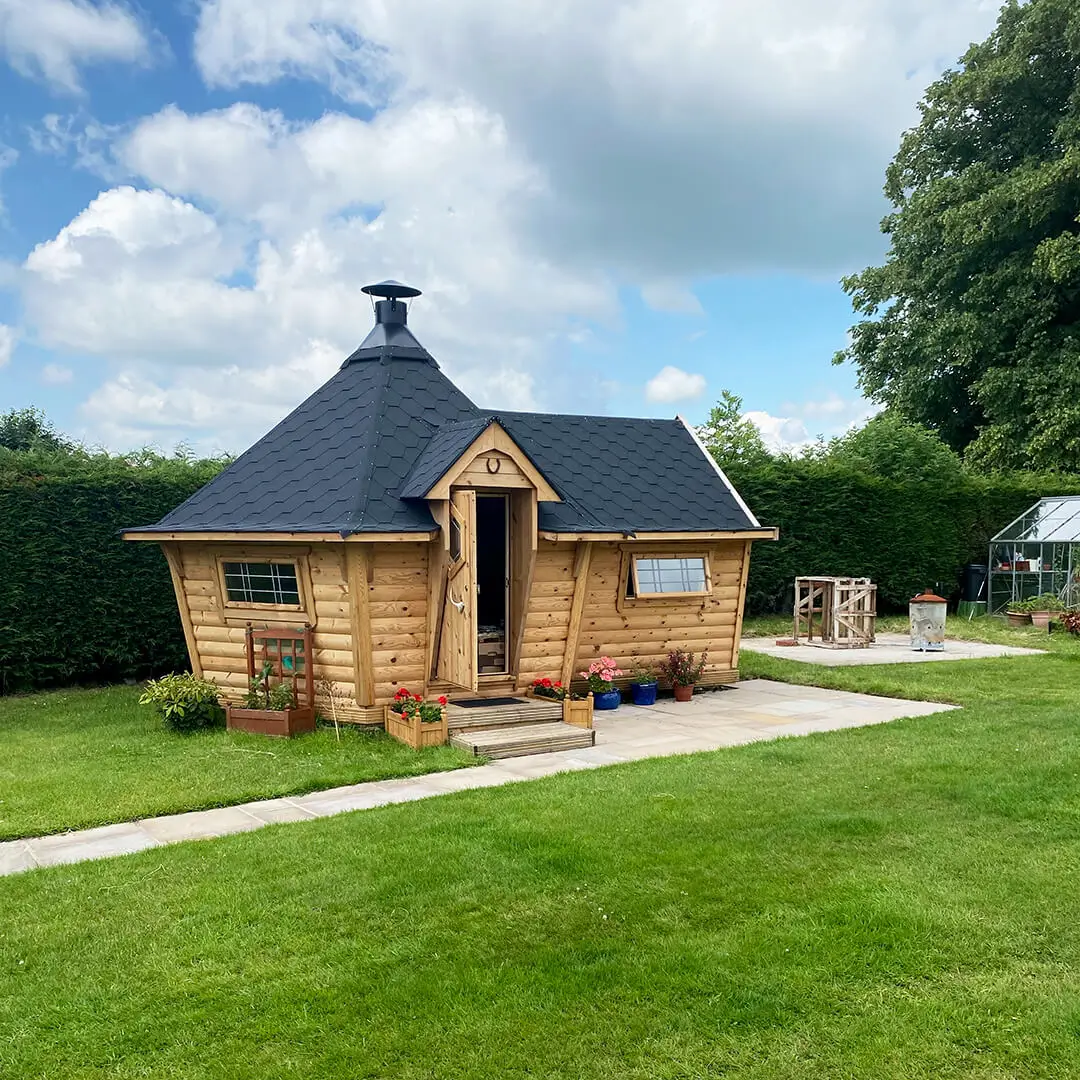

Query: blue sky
left=0, top=0, right=1000, bottom=455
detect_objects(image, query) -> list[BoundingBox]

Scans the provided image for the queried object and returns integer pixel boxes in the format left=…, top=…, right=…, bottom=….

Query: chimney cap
left=362, top=279, right=422, bottom=300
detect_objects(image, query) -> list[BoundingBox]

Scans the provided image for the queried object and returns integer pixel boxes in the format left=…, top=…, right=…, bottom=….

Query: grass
left=2, top=617, right=1080, bottom=1076
left=0, top=685, right=476, bottom=841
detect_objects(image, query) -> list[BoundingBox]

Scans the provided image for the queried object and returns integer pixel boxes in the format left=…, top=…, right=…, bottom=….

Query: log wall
left=514, top=539, right=750, bottom=691
left=166, top=535, right=753, bottom=716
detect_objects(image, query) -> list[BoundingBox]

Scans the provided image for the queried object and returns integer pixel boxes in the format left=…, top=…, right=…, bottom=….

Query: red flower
left=438, top=695, right=448, bottom=706
left=542, top=677, right=552, bottom=687
left=413, top=693, right=422, bottom=702
left=395, top=687, right=409, bottom=699
left=553, top=681, right=562, bottom=688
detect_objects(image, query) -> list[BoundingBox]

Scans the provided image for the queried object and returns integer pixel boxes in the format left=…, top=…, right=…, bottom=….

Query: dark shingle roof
left=131, top=324, right=761, bottom=537
left=398, top=417, right=495, bottom=499
left=494, top=412, right=756, bottom=533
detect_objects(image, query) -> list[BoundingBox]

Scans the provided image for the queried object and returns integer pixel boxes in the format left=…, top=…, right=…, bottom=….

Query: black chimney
left=345, top=280, right=433, bottom=365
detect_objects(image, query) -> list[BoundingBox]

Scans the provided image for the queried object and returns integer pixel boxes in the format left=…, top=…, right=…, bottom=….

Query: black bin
left=961, top=563, right=987, bottom=602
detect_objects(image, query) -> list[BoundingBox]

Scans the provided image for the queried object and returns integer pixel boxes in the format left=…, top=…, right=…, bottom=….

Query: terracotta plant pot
left=673, top=684, right=694, bottom=702
left=1030, top=611, right=1052, bottom=630
left=1006, top=611, right=1030, bottom=627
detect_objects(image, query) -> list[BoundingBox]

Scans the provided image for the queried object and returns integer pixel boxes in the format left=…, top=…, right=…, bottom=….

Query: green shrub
left=140, top=673, right=225, bottom=733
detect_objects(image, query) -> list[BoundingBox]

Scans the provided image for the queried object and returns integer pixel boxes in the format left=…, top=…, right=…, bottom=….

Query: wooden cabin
left=125, top=280, right=777, bottom=723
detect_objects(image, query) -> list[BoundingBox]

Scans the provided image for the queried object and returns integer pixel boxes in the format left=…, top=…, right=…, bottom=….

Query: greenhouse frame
left=988, top=496, right=1080, bottom=613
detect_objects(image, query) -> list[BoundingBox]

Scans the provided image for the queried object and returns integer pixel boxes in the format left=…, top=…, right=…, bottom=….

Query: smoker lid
left=910, top=591, right=948, bottom=604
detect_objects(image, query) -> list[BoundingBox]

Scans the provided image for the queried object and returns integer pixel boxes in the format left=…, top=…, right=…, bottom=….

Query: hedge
left=0, top=458, right=221, bottom=693
left=3, top=448, right=1079, bottom=691
left=728, top=461, right=1080, bottom=615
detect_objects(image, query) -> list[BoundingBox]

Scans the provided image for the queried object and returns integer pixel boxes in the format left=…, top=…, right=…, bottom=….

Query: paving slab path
left=0, top=679, right=954, bottom=877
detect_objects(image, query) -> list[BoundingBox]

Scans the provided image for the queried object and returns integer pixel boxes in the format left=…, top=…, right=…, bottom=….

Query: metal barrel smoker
left=910, top=591, right=948, bottom=651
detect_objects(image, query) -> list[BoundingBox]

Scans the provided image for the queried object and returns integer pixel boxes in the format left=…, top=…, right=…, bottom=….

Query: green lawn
left=2, top=618, right=1080, bottom=1076
left=0, top=685, right=475, bottom=841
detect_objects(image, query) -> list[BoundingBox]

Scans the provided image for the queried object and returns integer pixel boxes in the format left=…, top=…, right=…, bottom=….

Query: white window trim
left=629, top=552, right=713, bottom=600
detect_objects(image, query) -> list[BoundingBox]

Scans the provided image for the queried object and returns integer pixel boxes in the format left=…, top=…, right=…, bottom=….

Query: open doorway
left=475, top=494, right=508, bottom=674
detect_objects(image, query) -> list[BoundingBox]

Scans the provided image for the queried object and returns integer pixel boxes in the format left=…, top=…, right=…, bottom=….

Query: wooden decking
left=447, top=697, right=593, bottom=758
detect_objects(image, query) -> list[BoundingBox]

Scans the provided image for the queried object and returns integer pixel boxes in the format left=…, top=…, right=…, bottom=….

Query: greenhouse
left=988, top=496, right=1080, bottom=613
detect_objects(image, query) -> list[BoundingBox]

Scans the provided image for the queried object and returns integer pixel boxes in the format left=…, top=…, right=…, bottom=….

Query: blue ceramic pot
left=593, top=689, right=622, bottom=711
left=630, top=681, right=658, bottom=706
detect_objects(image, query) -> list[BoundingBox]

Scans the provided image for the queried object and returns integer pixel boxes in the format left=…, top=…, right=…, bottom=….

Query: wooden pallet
left=794, top=576, right=877, bottom=649
left=450, top=721, right=595, bottom=759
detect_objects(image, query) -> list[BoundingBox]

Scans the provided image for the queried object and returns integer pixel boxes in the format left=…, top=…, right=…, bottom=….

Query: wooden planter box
left=225, top=704, right=316, bottom=737
left=563, top=693, right=594, bottom=729
left=384, top=705, right=448, bottom=749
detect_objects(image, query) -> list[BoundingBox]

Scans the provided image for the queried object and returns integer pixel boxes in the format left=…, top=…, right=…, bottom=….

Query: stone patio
left=0, top=679, right=955, bottom=877
left=741, top=631, right=1045, bottom=666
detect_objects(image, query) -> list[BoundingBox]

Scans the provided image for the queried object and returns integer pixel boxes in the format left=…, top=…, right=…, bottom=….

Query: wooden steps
left=450, top=721, right=595, bottom=759
left=446, top=699, right=563, bottom=732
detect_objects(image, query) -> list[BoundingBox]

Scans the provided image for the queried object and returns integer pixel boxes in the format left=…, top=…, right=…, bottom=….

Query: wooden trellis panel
left=794, top=577, right=876, bottom=648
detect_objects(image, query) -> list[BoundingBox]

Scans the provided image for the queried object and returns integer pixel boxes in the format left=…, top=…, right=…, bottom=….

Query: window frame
left=213, top=551, right=313, bottom=625
left=626, top=551, right=713, bottom=600
left=221, top=560, right=303, bottom=608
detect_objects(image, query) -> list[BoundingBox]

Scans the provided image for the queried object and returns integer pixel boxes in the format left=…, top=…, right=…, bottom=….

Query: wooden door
left=436, top=489, right=477, bottom=690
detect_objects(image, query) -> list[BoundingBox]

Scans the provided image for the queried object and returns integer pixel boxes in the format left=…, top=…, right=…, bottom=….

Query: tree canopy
left=825, top=413, right=964, bottom=484
left=0, top=408, right=72, bottom=453
left=696, top=390, right=771, bottom=470
left=836, top=0, right=1080, bottom=472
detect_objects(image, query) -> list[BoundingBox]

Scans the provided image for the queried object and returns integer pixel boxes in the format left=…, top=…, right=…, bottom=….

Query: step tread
left=447, top=702, right=563, bottom=731
left=450, top=721, right=595, bottom=759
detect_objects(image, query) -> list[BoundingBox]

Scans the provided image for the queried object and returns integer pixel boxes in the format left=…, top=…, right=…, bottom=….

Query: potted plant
left=384, top=687, right=448, bottom=749
left=660, top=649, right=707, bottom=702
left=628, top=662, right=659, bottom=706
left=530, top=678, right=595, bottom=728
left=1027, top=593, right=1064, bottom=630
left=1006, top=600, right=1031, bottom=627
left=579, top=657, right=624, bottom=711
left=225, top=660, right=316, bottom=736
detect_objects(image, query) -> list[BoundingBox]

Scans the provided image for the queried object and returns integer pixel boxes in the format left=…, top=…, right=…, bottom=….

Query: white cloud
left=41, top=362, right=74, bottom=384
left=192, top=0, right=1000, bottom=277
left=0, top=323, right=14, bottom=367
left=746, top=394, right=879, bottom=451
left=0, top=0, right=150, bottom=93
left=21, top=104, right=614, bottom=450
left=640, top=281, right=703, bottom=315
left=645, top=365, right=706, bottom=404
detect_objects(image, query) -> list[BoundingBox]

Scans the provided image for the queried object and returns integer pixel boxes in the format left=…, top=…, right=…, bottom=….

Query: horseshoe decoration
left=486, top=456, right=502, bottom=474
left=449, top=590, right=465, bottom=614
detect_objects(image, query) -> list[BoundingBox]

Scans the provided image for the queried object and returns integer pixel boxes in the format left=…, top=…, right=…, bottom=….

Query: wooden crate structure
left=794, top=577, right=877, bottom=648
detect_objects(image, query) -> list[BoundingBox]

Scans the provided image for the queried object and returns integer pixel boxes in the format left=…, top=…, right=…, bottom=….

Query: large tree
left=836, top=0, right=1080, bottom=471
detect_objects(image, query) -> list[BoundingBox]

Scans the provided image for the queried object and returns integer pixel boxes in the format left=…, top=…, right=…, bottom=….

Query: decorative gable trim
left=424, top=421, right=562, bottom=502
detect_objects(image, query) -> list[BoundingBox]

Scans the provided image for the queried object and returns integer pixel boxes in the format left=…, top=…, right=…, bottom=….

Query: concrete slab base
left=741, top=631, right=1044, bottom=666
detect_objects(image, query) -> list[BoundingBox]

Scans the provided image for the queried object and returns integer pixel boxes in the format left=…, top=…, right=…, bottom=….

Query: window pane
left=222, top=561, right=300, bottom=605
left=634, top=557, right=707, bottom=594
left=449, top=519, right=462, bottom=561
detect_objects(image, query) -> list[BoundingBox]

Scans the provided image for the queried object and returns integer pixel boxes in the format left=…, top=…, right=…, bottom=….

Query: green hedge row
left=2, top=451, right=1078, bottom=690
left=0, top=459, right=219, bottom=693
left=728, top=462, right=1080, bottom=615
